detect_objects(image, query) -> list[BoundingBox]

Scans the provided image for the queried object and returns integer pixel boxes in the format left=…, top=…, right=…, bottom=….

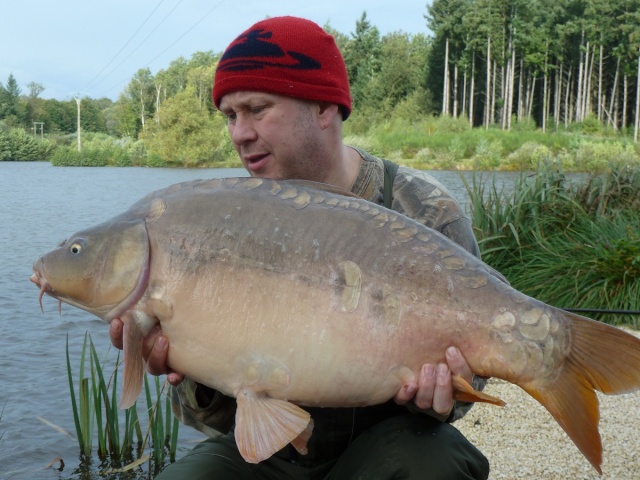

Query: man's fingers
left=395, top=347, right=474, bottom=414
left=432, top=363, right=454, bottom=415
left=393, top=383, right=418, bottom=405
left=167, top=371, right=186, bottom=386
left=445, top=347, right=473, bottom=384
left=110, top=320, right=183, bottom=382
left=145, top=333, right=169, bottom=376
left=414, top=364, right=436, bottom=410
left=109, top=319, right=124, bottom=350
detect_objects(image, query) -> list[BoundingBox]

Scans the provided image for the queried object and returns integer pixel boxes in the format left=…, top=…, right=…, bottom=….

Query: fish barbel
left=31, top=177, right=640, bottom=471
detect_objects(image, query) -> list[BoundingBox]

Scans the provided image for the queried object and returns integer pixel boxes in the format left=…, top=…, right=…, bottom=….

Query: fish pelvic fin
left=521, top=313, right=640, bottom=474
left=119, top=319, right=146, bottom=409
left=234, top=389, right=312, bottom=463
left=452, top=375, right=506, bottom=406
left=290, top=419, right=314, bottom=455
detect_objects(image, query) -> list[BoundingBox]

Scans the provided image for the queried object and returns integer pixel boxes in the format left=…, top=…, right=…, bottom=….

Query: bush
left=572, top=140, right=639, bottom=172
left=434, top=115, right=472, bottom=134
left=503, top=142, right=553, bottom=171
left=48, top=134, right=148, bottom=167
left=512, top=116, right=537, bottom=132
left=471, top=138, right=503, bottom=169
left=0, top=128, right=54, bottom=161
left=51, top=146, right=108, bottom=166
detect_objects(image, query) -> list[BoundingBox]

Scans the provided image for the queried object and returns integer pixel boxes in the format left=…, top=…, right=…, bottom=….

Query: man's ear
left=316, top=102, right=341, bottom=129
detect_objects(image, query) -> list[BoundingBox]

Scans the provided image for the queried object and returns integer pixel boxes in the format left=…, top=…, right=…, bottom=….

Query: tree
left=24, top=82, right=46, bottom=128
left=323, top=22, right=350, bottom=52
left=27, top=82, right=44, bottom=98
left=111, top=94, right=140, bottom=138
left=121, top=68, right=156, bottom=137
left=41, top=99, right=76, bottom=133
left=140, top=85, right=229, bottom=166
left=343, top=12, right=383, bottom=108
left=424, top=0, right=640, bottom=131
left=0, top=74, right=24, bottom=126
left=366, top=32, right=430, bottom=113
left=426, top=0, right=474, bottom=117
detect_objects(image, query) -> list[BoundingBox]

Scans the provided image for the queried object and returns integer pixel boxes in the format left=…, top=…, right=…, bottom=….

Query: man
left=110, top=16, right=489, bottom=479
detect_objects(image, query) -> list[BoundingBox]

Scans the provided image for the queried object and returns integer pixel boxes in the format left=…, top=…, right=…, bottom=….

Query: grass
left=465, top=162, right=640, bottom=327
left=66, top=332, right=180, bottom=476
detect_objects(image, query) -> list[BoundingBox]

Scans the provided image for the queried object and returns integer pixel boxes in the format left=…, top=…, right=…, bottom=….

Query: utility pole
left=73, top=95, right=82, bottom=151
left=32, top=122, right=44, bottom=138
left=635, top=46, right=640, bottom=143
left=69, top=92, right=85, bottom=152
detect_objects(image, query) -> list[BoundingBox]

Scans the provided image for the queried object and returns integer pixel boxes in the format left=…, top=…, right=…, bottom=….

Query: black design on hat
left=218, top=28, right=321, bottom=72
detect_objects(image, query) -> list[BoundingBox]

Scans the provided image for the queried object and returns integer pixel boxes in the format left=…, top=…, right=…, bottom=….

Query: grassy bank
left=344, top=116, right=640, bottom=173
left=3, top=116, right=639, bottom=171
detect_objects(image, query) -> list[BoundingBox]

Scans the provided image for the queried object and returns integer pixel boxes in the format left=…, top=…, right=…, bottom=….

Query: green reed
left=465, top=162, right=640, bottom=327
left=65, top=332, right=179, bottom=471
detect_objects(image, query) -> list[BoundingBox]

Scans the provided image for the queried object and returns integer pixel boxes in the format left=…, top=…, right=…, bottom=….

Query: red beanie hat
left=213, top=16, right=352, bottom=119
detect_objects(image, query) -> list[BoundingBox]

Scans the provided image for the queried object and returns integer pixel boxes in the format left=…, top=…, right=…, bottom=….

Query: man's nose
left=230, top=116, right=258, bottom=145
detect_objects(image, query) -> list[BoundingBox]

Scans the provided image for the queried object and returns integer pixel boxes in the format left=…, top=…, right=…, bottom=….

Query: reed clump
left=466, top=163, right=640, bottom=327
left=66, top=332, right=180, bottom=477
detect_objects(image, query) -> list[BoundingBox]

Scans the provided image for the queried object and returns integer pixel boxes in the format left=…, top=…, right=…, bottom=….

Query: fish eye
left=69, top=243, right=83, bottom=255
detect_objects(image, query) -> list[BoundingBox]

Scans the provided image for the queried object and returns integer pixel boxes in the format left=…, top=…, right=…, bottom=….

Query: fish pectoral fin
left=119, top=318, right=146, bottom=409
left=452, top=374, right=506, bottom=406
left=234, top=389, right=312, bottom=464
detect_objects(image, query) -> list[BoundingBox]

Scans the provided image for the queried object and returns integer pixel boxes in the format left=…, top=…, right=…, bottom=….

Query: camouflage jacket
left=171, top=148, right=486, bottom=441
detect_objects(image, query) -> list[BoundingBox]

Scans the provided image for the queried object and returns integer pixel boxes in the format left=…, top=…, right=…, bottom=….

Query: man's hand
left=393, top=346, right=473, bottom=417
left=109, top=319, right=185, bottom=386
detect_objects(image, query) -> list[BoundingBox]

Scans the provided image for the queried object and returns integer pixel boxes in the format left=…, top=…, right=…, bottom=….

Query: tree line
left=1, top=7, right=639, bottom=165
left=427, top=0, right=640, bottom=138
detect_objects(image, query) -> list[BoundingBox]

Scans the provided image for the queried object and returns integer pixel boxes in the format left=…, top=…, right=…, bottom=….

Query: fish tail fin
left=119, top=319, right=146, bottom=409
left=521, top=313, right=640, bottom=474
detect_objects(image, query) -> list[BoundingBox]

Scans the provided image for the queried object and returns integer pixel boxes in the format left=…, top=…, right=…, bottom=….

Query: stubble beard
left=277, top=104, right=333, bottom=184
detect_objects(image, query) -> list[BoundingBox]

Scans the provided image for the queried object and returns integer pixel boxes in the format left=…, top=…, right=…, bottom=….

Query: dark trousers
left=157, top=414, right=489, bottom=479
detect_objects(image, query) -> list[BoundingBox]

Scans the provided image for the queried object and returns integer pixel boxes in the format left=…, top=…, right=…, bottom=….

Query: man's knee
left=329, top=415, right=489, bottom=480
left=156, top=435, right=253, bottom=480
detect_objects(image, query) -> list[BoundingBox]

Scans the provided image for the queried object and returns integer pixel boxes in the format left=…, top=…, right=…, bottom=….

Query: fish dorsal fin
left=119, top=317, right=146, bottom=409
left=453, top=375, right=506, bottom=406
left=234, top=389, right=312, bottom=463
left=282, top=179, right=361, bottom=199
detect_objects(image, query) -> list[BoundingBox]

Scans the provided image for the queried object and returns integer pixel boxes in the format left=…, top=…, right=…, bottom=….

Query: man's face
left=219, top=91, right=329, bottom=182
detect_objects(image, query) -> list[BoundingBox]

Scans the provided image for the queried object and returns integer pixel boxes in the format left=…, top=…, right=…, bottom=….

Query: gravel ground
left=456, top=328, right=640, bottom=479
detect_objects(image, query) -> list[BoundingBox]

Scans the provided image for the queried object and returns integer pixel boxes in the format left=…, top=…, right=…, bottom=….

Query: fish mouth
left=30, top=267, right=62, bottom=314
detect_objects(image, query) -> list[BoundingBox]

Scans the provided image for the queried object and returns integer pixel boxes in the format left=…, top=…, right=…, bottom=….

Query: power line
left=144, top=0, right=225, bottom=67
left=93, top=0, right=225, bottom=99
left=81, top=0, right=167, bottom=92
left=87, top=0, right=186, bottom=93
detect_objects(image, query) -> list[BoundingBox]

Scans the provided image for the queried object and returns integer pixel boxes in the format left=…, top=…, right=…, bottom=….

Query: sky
left=2, top=0, right=433, bottom=102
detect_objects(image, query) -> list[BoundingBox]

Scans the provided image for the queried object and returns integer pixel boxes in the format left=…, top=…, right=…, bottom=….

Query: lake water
left=0, top=162, right=521, bottom=479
